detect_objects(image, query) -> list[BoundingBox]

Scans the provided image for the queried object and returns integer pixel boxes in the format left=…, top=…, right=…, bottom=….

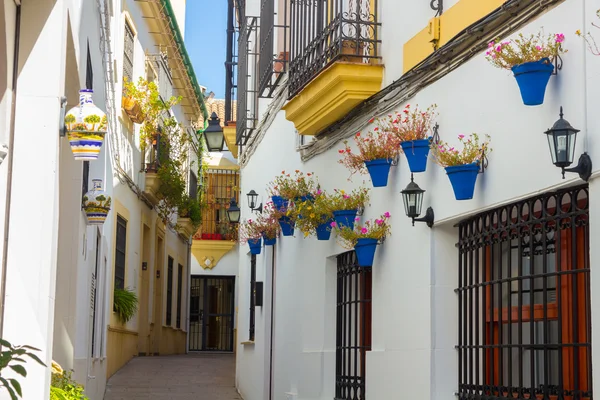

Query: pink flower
left=361, top=227, right=368, bottom=234
left=330, top=221, right=337, bottom=228
left=376, top=219, right=383, bottom=226
left=355, top=217, right=361, bottom=222
left=488, top=41, right=495, bottom=48
left=536, top=45, right=543, bottom=51
left=495, top=45, right=502, bottom=52
left=316, top=189, right=322, bottom=195
left=555, top=33, right=565, bottom=43
left=458, top=134, right=464, bottom=139
left=343, top=195, right=350, bottom=199
left=338, top=149, right=345, bottom=154
left=384, top=212, right=391, bottom=218
left=485, top=50, right=491, bottom=56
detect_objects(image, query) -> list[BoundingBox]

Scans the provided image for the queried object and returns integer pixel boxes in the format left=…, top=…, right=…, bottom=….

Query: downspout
left=0, top=1, right=21, bottom=339
left=224, top=0, right=234, bottom=123
left=268, top=249, right=275, bottom=400
left=186, top=240, right=191, bottom=353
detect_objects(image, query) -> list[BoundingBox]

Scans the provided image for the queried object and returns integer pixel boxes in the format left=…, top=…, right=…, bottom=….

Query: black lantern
left=203, top=112, right=225, bottom=152
left=544, top=107, right=592, bottom=181
left=246, top=190, right=262, bottom=213
left=400, top=175, right=434, bottom=227
left=226, top=198, right=241, bottom=224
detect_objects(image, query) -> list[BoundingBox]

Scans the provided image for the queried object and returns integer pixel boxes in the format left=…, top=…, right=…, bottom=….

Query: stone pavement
left=103, top=353, right=242, bottom=400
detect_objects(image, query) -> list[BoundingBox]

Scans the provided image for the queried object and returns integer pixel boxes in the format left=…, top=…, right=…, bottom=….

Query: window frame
left=176, top=263, right=183, bottom=329
left=249, top=254, right=256, bottom=341
left=166, top=256, right=174, bottom=326
left=114, top=215, right=127, bottom=291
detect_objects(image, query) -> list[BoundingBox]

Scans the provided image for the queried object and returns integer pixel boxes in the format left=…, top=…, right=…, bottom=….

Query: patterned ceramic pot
left=83, top=179, right=112, bottom=225
left=65, top=89, right=107, bottom=161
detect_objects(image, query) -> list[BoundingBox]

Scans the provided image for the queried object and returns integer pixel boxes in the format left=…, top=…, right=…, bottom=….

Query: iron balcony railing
left=236, top=16, right=259, bottom=146
left=289, top=0, right=380, bottom=98
left=257, top=0, right=289, bottom=98
left=194, top=168, right=240, bottom=241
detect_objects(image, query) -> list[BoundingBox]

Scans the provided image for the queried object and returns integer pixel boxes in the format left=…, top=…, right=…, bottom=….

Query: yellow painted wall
left=106, top=327, right=138, bottom=378
left=159, top=327, right=187, bottom=355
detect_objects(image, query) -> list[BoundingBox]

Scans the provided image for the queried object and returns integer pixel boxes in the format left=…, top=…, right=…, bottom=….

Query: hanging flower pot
left=364, top=159, right=393, bottom=187
left=65, top=89, right=107, bottom=161
left=445, top=163, right=480, bottom=200
left=248, top=238, right=262, bottom=255
left=278, top=216, right=295, bottom=236
left=401, top=138, right=431, bottom=173
left=263, top=233, right=277, bottom=246
left=354, top=238, right=378, bottom=267
left=82, top=179, right=112, bottom=225
left=511, top=58, right=554, bottom=106
left=333, top=209, right=358, bottom=230
left=316, top=219, right=333, bottom=241
left=271, top=195, right=289, bottom=211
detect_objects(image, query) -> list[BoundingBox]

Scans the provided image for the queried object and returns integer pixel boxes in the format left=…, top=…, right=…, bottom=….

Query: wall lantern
left=226, top=198, right=241, bottom=224
left=246, top=190, right=263, bottom=213
left=400, top=175, right=434, bottom=227
left=203, top=112, right=225, bottom=152
left=544, top=107, right=592, bottom=181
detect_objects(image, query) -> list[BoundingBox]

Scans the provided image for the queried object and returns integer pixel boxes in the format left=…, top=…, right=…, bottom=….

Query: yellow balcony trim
left=223, top=125, right=238, bottom=159
left=282, top=62, right=384, bottom=136
left=403, top=0, right=505, bottom=73
left=191, top=240, right=236, bottom=270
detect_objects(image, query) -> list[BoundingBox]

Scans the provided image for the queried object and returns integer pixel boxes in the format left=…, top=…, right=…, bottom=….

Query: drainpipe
left=268, top=249, right=275, bottom=400
left=0, top=1, right=21, bottom=339
left=186, top=240, right=191, bottom=353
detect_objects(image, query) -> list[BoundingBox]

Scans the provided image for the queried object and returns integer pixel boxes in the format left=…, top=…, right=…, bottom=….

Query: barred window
left=177, top=264, right=183, bottom=329
left=196, top=169, right=239, bottom=241
left=336, top=251, right=372, bottom=400
left=457, top=186, right=592, bottom=400
left=123, top=21, right=134, bottom=83
left=114, top=215, right=127, bottom=291
left=166, top=256, right=174, bottom=326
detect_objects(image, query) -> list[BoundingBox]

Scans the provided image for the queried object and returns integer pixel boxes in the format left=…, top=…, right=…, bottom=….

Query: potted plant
left=239, top=219, right=263, bottom=254
left=268, top=170, right=318, bottom=209
left=290, top=189, right=335, bottom=240
left=486, top=32, right=566, bottom=106
left=333, top=213, right=391, bottom=267
left=257, top=204, right=281, bottom=245
left=113, top=287, right=139, bottom=324
left=431, top=133, right=492, bottom=201
left=329, top=188, right=370, bottom=230
left=378, top=104, right=437, bottom=173
left=64, top=89, right=108, bottom=161
left=177, top=195, right=202, bottom=237
left=338, top=125, right=400, bottom=187
left=122, top=77, right=146, bottom=123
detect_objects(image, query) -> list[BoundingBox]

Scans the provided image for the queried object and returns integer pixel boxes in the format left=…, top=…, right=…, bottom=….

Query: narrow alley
left=103, top=354, right=241, bottom=400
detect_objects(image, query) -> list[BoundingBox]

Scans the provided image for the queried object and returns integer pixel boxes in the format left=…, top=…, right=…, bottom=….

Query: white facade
left=0, top=0, right=204, bottom=398
left=235, top=1, right=600, bottom=400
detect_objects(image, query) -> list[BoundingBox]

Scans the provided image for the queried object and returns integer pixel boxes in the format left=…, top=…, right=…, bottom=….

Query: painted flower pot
left=333, top=209, right=358, bottom=230
left=316, top=219, right=333, bottom=241
left=278, top=216, right=295, bottom=236
left=364, top=158, right=393, bottom=187
left=248, top=238, right=262, bottom=255
left=354, top=238, right=378, bottom=267
left=295, top=194, right=315, bottom=219
left=263, top=234, right=277, bottom=246
left=445, top=162, right=480, bottom=201
left=271, top=195, right=289, bottom=210
left=511, top=58, right=554, bottom=106
left=401, top=138, right=431, bottom=173
left=82, top=179, right=112, bottom=225
left=65, top=89, right=107, bottom=161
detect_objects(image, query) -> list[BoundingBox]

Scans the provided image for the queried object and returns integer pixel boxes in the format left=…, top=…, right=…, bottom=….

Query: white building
left=0, top=0, right=206, bottom=398
left=232, top=0, right=600, bottom=400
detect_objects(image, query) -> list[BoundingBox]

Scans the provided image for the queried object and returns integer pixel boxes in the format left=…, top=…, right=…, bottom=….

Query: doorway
left=189, top=276, right=235, bottom=351
left=150, top=235, right=164, bottom=355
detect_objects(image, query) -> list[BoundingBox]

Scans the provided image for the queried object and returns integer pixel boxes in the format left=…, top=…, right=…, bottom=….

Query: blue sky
left=185, top=1, right=227, bottom=98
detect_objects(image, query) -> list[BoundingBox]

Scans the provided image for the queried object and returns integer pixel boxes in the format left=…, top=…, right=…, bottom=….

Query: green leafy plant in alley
left=0, top=338, right=45, bottom=399
left=113, top=288, right=139, bottom=324
left=50, top=361, right=89, bottom=400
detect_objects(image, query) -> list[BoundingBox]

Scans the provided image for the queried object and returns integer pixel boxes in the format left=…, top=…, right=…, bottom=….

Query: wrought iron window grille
left=258, top=0, right=290, bottom=98
left=236, top=17, right=259, bottom=147
left=195, top=168, right=240, bottom=241
left=288, top=0, right=381, bottom=98
left=456, top=185, right=592, bottom=400
left=335, top=251, right=372, bottom=400
left=123, top=21, right=135, bottom=84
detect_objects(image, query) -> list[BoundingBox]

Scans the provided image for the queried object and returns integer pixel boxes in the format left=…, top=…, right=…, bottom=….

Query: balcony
left=282, top=0, right=383, bottom=136
left=142, top=134, right=164, bottom=205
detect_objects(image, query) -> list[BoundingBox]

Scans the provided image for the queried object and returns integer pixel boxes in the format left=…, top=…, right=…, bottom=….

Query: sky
left=185, top=1, right=228, bottom=98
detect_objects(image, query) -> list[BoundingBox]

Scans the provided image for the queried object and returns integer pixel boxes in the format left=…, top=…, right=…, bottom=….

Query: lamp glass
left=204, top=130, right=225, bottom=152
left=247, top=190, right=258, bottom=209
left=227, top=208, right=241, bottom=223
left=401, top=190, right=423, bottom=218
left=547, top=129, right=577, bottom=167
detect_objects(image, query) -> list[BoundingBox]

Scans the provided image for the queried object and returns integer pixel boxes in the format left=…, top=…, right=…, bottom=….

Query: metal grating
left=195, top=168, right=240, bottom=241
left=123, top=21, right=134, bottom=84
left=258, top=0, right=289, bottom=98
left=457, top=185, right=592, bottom=400
left=236, top=17, right=259, bottom=146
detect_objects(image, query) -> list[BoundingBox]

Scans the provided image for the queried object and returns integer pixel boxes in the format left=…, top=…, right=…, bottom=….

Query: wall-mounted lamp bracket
left=59, top=96, right=68, bottom=137
left=412, top=207, right=435, bottom=228
left=562, top=152, right=592, bottom=181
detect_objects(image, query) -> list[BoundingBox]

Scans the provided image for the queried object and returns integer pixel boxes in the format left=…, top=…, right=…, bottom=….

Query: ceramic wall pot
left=82, top=179, right=112, bottom=225
left=65, top=89, right=107, bottom=161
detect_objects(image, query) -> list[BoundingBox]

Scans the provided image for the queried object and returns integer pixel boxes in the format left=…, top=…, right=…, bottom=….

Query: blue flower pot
left=263, top=234, right=276, bottom=246
left=294, top=194, right=314, bottom=203
left=278, top=216, right=295, bottom=236
left=511, top=58, right=554, bottom=106
left=354, top=238, right=378, bottom=267
left=248, top=238, right=262, bottom=255
left=445, top=162, right=480, bottom=201
left=316, top=220, right=333, bottom=241
left=333, top=209, right=358, bottom=230
left=364, top=158, right=393, bottom=187
left=271, top=195, right=289, bottom=210
left=401, top=138, right=431, bottom=173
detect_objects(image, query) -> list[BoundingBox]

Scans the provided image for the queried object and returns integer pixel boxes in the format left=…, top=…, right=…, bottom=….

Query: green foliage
left=180, top=196, right=202, bottom=228
left=0, top=338, right=45, bottom=400
left=50, top=369, right=89, bottom=400
left=113, top=288, right=139, bottom=324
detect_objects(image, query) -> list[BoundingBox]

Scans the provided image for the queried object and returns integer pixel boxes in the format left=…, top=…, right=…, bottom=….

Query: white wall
left=236, top=1, right=600, bottom=400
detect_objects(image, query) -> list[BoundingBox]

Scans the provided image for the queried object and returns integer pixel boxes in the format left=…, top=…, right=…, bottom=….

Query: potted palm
left=386, top=104, right=437, bottom=173
left=239, top=219, right=263, bottom=254
left=290, top=189, right=335, bottom=240
left=329, top=188, right=370, bottom=230
left=338, top=125, right=400, bottom=187
left=333, top=213, right=391, bottom=267
left=113, top=287, right=139, bottom=324
left=486, top=32, right=566, bottom=106
left=431, top=133, right=492, bottom=201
